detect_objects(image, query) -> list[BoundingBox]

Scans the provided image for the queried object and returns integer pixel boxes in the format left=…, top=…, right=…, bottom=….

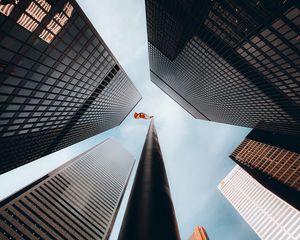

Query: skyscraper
left=0, top=0, right=141, bottom=174
left=189, top=226, right=209, bottom=240
left=145, top=0, right=300, bottom=136
left=219, top=165, right=300, bottom=240
left=118, top=120, right=180, bottom=240
left=0, top=138, right=135, bottom=240
left=230, top=128, right=300, bottom=210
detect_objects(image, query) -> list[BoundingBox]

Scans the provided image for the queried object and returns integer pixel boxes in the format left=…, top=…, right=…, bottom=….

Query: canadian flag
left=134, top=112, right=153, bottom=120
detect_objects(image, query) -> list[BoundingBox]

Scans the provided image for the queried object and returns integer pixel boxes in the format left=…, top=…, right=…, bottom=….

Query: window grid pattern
left=149, top=39, right=295, bottom=128
left=204, top=0, right=289, bottom=48
left=0, top=0, right=74, bottom=44
left=232, top=139, right=300, bottom=191
left=1, top=128, right=62, bottom=174
left=146, top=0, right=208, bottom=60
left=0, top=10, right=115, bottom=138
left=205, top=1, right=254, bottom=48
left=0, top=139, right=135, bottom=240
left=150, top=71, right=207, bottom=119
left=17, top=0, right=52, bottom=33
left=40, top=2, right=74, bottom=43
left=219, top=166, right=300, bottom=240
left=146, top=0, right=186, bottom=60
left=146, top=0, right=300, bottom=136
left=54, top=69, right=141, bottom=151
left=0, top=0, right=18, bottom=16
left=236, top=7, right=300, bottom=105
left=0, top=0, right=141, bottom=174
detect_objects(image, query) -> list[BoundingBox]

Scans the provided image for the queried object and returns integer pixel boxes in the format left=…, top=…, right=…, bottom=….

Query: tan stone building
left=189, top=226, right=209, bottom=240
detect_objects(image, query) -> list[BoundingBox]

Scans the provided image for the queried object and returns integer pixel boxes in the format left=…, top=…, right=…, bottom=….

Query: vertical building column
left=118, top=120, right=180, bottom=240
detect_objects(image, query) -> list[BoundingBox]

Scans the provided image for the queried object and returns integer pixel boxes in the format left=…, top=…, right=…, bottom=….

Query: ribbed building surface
left=0, top=0, right=141, bottom=174
left=219, top=165, right=300, bottom=240
left=230, top=129, right=300, bottom=210
left=0, top=138, right=135, bottom=240
left=146, top=0, right=300, bottom=136
left=232, top=132, right=300, bottom=191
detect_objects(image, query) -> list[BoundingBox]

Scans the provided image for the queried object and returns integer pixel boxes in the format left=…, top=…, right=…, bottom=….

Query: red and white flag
left=134, top=112, right=153, bottom=120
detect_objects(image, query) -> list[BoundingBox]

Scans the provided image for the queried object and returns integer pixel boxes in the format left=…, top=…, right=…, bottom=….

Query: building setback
left=230, top=129, right=300, bottom=210
left=145, top=0, right=300, bottom=136
left=0, top=138, right=135, bottom=240
left=218, top=165, right=300, bottom=240
left=0, top=0, right=141, bottom=174
left=188, top=226, right=209, bottom=240
left=118, top=120, right=180, bottom=240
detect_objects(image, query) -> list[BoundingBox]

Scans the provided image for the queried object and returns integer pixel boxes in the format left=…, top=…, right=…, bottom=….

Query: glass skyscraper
left=0, top=0, right=141, bottom=174
left=230, top=128, right=300, bottom=210
left=145, top=0, right=300, bottom=136
left=0, top=138, right=135, bottom=240
left=219, top=165, right=300, bottom=240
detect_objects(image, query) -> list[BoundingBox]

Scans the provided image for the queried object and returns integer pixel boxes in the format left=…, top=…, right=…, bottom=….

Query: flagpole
left=118, top=119, right=180, bottom=240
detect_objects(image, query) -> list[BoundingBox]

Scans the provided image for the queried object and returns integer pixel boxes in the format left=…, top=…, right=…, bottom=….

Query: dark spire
left=118, top=120, right=180, bottom=240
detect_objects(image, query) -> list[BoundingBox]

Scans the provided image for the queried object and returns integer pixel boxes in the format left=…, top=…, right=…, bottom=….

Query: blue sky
left=0, top=0, right=261, bottom=239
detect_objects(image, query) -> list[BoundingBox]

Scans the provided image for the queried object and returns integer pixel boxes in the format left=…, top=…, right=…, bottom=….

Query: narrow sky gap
left=0, top=0, right=260, bottom=239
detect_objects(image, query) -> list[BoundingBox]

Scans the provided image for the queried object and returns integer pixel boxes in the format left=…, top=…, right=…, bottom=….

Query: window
left=39, top=2, right=74, bottom=43
left=17, top=0, right=52, bottom=32
left=0, top=0, right=18, bottom=16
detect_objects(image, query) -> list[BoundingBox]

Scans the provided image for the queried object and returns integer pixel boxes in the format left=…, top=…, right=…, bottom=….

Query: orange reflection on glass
left=189, top=226, right=209, bottom=240
left=0, top=0, right=19, bottom=16
left=39, top=2, right=73, bottom=43
left=17, top=0, right=51, bottom=32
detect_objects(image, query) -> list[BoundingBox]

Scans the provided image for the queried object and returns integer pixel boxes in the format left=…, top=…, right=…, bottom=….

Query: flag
left=134, top=112, right=153, bottom=120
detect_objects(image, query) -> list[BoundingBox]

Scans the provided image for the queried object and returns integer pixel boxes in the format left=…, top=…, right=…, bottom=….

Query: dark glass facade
left=0, top=0, right=142, bottom=174
left=0, top=138, right=135, bottom=240
left=146, top=0, right=300, bottom=136
left=230, top=129, right=300, bottom=210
